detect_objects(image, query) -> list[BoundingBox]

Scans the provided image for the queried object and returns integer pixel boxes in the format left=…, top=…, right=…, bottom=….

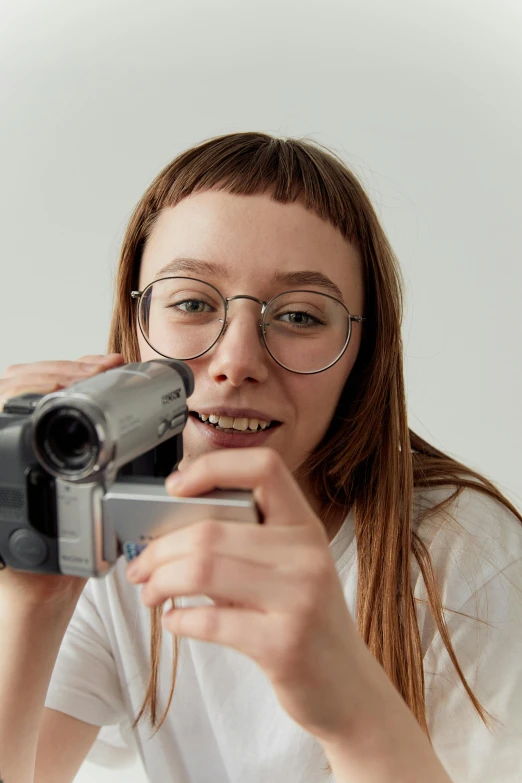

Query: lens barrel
left=35, top=407, right=100, bottom=475
left=31, top=359, right=193, bottom=481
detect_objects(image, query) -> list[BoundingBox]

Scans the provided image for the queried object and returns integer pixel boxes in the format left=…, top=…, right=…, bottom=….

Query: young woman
left=1, top=132, right=521, bottom=783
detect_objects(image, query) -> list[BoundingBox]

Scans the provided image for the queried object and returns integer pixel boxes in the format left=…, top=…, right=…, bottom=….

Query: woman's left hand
left=125, top=447, right=369, bottom=744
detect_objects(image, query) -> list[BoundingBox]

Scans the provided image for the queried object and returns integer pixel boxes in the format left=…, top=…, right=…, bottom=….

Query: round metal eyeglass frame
left=131, top=276, right=367, bottom=375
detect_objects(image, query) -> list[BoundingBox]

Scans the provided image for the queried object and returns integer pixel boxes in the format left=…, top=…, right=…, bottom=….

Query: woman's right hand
left=0, top=352, right=125, bottom=609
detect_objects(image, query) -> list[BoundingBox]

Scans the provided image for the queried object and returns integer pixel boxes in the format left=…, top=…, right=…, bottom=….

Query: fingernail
left=166, top=472, right=184, bottom=493
left=102, top=353, right=122, bottom=361
left=126, top=561, right=140, bottom=580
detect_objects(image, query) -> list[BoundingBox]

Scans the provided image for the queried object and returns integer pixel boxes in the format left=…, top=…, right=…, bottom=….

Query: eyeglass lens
left=138, top=278, right=351, bottom=373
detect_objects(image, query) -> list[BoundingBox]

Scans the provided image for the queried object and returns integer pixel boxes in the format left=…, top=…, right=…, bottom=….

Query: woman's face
left=137, top=190, right=364, bottom=506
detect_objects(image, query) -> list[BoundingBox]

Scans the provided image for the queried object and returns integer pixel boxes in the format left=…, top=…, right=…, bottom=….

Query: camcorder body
left=0, top=359, right=260, bottom=578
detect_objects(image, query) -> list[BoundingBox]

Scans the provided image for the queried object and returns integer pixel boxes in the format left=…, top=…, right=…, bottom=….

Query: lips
left=188, top=410, right=281, bottom=448
left=189, top=408, right=282, bottom=435
left=195, top=412, right=273, bottom=430
left=190, top=407, right=281, bottom=423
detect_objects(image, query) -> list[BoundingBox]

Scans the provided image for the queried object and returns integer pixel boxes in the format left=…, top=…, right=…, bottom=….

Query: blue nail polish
left=123, top=541, right=148, bottom=562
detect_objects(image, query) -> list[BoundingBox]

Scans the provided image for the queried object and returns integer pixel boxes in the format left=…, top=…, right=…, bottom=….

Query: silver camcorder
left=0, top=359, right=260, bottom=578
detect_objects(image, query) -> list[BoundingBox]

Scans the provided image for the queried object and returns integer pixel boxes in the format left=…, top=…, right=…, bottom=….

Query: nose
left=206, top=299, right=269, bottom=386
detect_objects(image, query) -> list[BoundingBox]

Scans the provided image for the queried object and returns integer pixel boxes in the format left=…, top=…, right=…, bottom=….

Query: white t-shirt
left=44, top=485, right=522, bottom=782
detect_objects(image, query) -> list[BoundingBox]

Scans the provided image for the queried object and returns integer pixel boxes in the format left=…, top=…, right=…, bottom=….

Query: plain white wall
left=1, top=1, right=521, bottom=780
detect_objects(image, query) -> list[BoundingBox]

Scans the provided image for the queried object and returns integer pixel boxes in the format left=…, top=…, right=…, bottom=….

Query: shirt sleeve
left=44, top=577, right=138, bottom=769
left=420, top=490, right=522, bottom=783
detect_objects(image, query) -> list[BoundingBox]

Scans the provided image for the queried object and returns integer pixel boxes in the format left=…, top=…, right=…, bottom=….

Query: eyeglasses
left=131, top=277, right=366, bottom=375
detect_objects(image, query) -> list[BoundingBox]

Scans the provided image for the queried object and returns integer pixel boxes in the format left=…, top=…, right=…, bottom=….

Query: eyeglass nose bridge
left=225, top=293, right=267, bottom=308
left=217, top=294, right=270, bottom=339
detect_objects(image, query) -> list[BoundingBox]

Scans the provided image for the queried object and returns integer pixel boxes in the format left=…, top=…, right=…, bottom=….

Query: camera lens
left=51, top=416, right=89, bottom=457
left=36, top=407, right=100, bottom=475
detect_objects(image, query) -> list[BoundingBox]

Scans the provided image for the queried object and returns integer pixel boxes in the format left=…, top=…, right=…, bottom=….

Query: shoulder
left=418, top=489, right=522, bottom=782
left=412, top=484, right=522, bottom=614
left=413, top=483, right=522, bottom=557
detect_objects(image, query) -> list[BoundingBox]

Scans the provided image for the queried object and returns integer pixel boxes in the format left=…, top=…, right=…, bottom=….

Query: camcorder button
left=9, top=529, right=48, bottom=568
left=3, top=393, right=43, bottom=415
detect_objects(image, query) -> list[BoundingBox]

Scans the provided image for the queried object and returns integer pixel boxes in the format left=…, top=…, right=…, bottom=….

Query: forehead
left=139, top=190, right=362, bottom=300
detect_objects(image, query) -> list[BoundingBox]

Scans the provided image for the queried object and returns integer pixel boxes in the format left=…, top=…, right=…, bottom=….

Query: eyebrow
left=153, top=257, right=345, bottom=301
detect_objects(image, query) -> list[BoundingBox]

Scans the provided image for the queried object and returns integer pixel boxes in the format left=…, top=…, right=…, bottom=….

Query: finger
left=0, top=372, right=88, bottom=391
left=2, top=359, right=107, bottom=379
left=0, top=380, right=59, bottom=411
left=166, top=447, right=323, bottom=530
left=139, top=552, right=304, bottom=613
left=76, top=353, right=125, bottom=365
left=126, top=518, right=314, bottom=580
left=0, top=374, right=80, bottom=411
left=162, top=604, right=273, bottom=664
left=0, top=371, right=100, bottom=397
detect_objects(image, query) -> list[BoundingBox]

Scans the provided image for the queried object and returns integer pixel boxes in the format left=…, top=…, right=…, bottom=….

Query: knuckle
left=188, top=554, right=215, bottom=590
left=196, top=608, right=220, bottom=638
left=193, top=520, right=222, bottom=552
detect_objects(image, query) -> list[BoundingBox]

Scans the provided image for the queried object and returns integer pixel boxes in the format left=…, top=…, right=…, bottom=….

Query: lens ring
left=137, top=276, right=227, bottom=361
left=261, top=289, right=353, bottom=373
left=36, top=407, right=100, bottom=475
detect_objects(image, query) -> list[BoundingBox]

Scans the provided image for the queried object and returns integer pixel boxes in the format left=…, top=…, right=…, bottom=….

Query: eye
left=277, top=310, right=325, bottom=327
left=169, top=299, right=214, bottom=313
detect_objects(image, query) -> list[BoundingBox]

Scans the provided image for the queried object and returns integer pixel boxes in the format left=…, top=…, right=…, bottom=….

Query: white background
left=1, top=0, right=521, bottom=780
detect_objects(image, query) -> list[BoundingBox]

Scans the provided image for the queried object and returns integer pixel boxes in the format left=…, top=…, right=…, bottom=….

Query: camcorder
left=0, top=359, right=260, bottom=578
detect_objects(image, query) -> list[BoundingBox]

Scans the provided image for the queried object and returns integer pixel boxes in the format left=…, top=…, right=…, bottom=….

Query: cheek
left=295, top=357, right=354, bottom=440
left=307, top=385, right=341, bottom=427
left=292, top=381, right=337, bottom=440
left=138, top=332, right=159, bottom=361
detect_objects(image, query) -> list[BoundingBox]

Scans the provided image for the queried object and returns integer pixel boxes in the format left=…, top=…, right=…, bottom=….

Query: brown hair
left=107, top=132, right=522, bottom=763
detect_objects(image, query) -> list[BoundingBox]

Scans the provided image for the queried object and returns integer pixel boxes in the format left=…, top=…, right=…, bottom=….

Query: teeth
left=197, top=413, right=272, bottom=431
